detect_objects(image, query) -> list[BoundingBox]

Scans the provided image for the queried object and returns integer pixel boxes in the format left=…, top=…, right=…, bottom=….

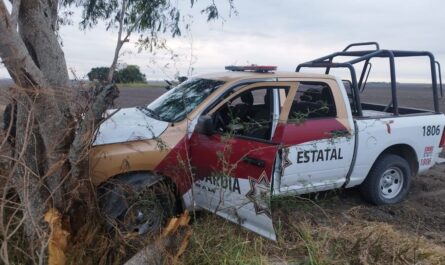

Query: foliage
left=87, top=65, right=146, bottom=83
left=61, top=0, right=228, bottom=50
left=87, top=66, right=118, bottom=82
left=117, top=65, right=146, bottom=83
left=63, top=0, right=235, bottom=82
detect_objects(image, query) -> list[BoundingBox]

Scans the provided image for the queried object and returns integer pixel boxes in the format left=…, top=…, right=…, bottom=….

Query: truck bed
left=358, top=102, right=432, bottom=117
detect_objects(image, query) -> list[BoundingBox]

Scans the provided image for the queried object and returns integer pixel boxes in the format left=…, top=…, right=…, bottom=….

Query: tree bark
left=0, top=1, right=53, bottom=244
left=16, top=0, right=76, bottom=211
left=0, top=0, right=111, bottom=257
left=18, top=0, right=69, bottom=88
left=0, top=2, right=48, bottom=87
left=9, top=0, right=20, bottom=29
left=12, top=94, right=49, bottom=246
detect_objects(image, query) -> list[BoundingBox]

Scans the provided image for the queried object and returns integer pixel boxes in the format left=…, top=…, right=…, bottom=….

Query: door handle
left=242, top=156, right=265, bottom=167
left=330, top=129, right=350, bottom=137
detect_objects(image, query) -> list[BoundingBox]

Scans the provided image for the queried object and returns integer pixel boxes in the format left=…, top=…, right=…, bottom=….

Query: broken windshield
left=147, top=78, right=226, bottom=122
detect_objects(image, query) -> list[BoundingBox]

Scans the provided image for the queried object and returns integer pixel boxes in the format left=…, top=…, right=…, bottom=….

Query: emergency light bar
left=225, top=65, right=277, bottom=73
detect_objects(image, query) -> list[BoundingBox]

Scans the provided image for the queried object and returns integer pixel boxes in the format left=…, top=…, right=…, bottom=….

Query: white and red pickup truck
left=91, top=42, right=445, bottom=240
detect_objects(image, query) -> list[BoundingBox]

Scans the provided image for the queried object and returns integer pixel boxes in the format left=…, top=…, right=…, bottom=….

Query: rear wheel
left=360, top=154, right=412, bottom=205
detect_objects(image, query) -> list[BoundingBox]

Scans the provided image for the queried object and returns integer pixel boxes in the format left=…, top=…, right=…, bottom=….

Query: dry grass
left=180, top=213, right=269, bottom=265
left=180, top=207, right=445, bottom=265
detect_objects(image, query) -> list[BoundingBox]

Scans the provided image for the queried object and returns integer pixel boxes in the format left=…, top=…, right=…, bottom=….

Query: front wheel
left=122, top=182, right=177, bottom=235
left=360, top=154, right=412, bottom=205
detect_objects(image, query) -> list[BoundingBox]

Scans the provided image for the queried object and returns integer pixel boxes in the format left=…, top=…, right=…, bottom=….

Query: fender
left=97, top=171, right=164, bottom=220
left=369, top=144, right=419, bottom=177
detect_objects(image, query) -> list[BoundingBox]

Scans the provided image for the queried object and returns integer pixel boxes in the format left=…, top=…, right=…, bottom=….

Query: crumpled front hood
left=93, top=107, right=169, bottom=146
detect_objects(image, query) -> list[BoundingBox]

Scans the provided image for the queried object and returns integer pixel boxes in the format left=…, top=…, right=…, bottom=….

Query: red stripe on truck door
left=277, top=118, right=347, bottom=146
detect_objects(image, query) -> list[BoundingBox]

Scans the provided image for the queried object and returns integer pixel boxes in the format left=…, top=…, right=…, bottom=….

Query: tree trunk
left=18, top=0, right=69, bottom=87
left=0, top=1, right=56, bottom=245
left=18, top=0, right=75, bottom=210
left=0, top=0, right=118, bottom=262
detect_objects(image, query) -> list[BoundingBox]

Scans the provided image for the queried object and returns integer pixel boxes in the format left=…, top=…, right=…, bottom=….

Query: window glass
left=229, top=89, right=267, bottom=107
left=147, top=78, right=225, bottom=122
left=342, top=80, right=360, bottom=115
left=213, top=87, right=278, bottom=140
left=288, top=82, right=337, bottom=122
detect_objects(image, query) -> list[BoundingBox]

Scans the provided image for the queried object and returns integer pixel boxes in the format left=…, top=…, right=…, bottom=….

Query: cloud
left=1, top=0, right=444, bottom=83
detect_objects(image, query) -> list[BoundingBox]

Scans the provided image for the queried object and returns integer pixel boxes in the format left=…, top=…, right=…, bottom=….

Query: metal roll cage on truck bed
left=296, top=41, right=443, bottom=116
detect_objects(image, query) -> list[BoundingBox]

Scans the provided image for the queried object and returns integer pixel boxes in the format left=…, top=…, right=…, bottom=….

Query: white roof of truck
left=198, top=71, right=336, bottom=82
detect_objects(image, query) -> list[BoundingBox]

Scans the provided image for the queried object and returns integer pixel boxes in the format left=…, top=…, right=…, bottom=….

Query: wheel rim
left=123, top=199, right=163, bottom=235
left=379, top=167, right=404, bottom=199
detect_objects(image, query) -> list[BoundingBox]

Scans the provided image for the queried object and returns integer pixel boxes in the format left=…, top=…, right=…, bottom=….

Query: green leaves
left=201, top=3, right=219, bottom=21
left=61, top=0, right=234, bottom=51
left=87, top=65, right=146, bottom=83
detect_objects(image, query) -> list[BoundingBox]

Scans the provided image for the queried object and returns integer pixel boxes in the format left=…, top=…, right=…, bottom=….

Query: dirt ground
left=277, top=164, right=445, bottom=245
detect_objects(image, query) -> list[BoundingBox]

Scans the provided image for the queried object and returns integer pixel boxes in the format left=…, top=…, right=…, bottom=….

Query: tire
left=98, top=173, right=178, bottom=236
left=121, top=182, right=177, bottom=235
left=360, top=154, right=412, bottom=205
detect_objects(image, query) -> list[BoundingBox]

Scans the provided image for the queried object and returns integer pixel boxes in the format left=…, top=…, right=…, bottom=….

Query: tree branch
left=122, top=8, right=151, bottom=43
left=69, top=84, right=119, bottom=181
left=107, top=0, right=127, bottom=83
left=19, top=0, right=70, bottom=88
left=107, top=0, right=152, bottom=83
left=0, top=1, right=47, bottom=87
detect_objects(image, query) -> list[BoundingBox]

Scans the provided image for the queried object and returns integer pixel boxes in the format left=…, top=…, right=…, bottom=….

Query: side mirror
left=195, top=115, right=214, bottom=136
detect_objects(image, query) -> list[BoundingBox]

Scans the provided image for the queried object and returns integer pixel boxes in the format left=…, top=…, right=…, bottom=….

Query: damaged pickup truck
left=90, top=42, right=445, bottom=240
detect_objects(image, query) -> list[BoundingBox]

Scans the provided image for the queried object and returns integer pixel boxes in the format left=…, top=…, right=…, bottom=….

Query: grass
left=179, top=197, right=445, bottom=265
left=3, top=185, right=445, bottom=265
left=117, top=82, right=166, bottom=89
left=180, top=213, right=269, bottom=265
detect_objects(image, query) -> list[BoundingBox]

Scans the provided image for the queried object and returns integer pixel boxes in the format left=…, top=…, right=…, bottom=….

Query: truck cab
left=90, top=43, right=445, bottom=240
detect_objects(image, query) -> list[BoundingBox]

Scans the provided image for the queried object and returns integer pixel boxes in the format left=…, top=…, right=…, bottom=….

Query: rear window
left=288, top=82, right=337, bottom=121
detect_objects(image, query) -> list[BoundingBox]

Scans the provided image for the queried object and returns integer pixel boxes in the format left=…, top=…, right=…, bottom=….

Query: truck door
left=276, top=80, right=355, bottom=194
left=189, top=82, right=297, bottom=240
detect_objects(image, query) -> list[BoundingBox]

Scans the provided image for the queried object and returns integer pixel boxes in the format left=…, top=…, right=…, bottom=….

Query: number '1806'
left=422, top=125, right=441, bottom=136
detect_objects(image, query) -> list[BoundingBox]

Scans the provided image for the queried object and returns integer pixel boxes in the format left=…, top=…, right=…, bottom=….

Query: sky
left=1, top=0, right=445, bottom=83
